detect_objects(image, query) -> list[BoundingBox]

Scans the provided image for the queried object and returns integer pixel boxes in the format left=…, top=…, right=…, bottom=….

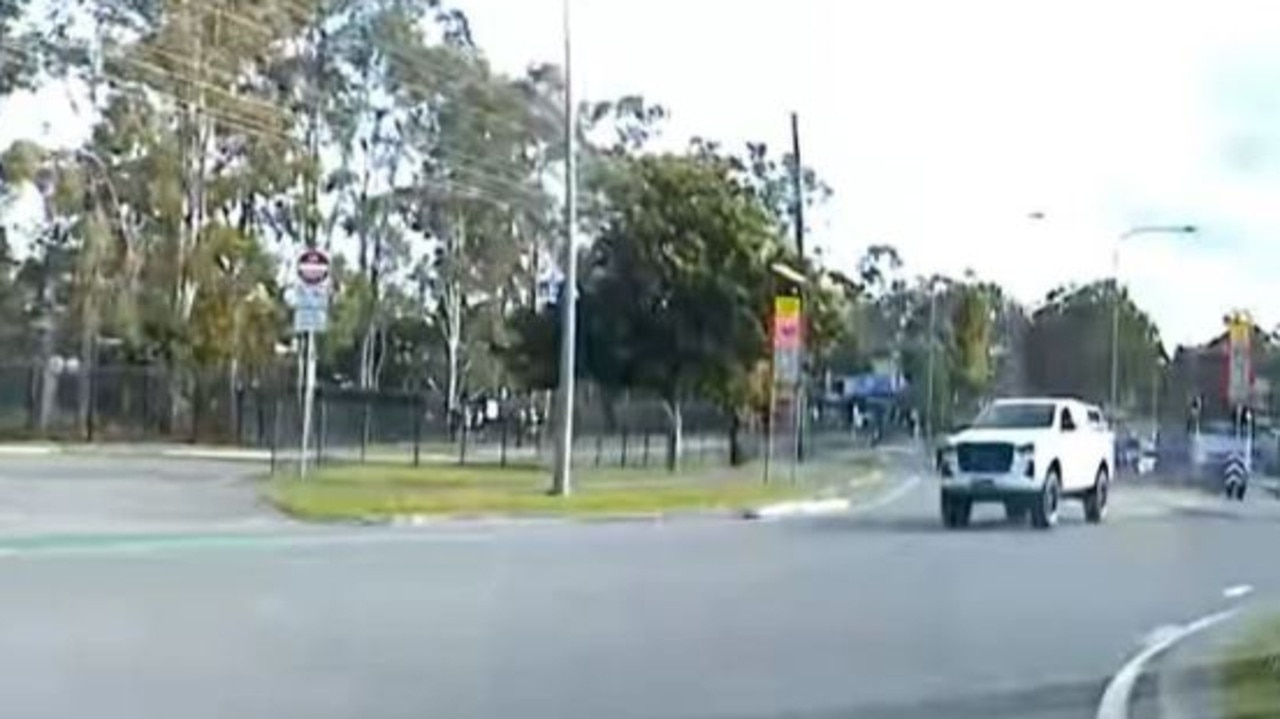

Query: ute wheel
left=1031, top=468, right=1061, bottom=530
left=941, top=496, right=972, bottom=529
left=1084, top=465, right=1109, bottom=524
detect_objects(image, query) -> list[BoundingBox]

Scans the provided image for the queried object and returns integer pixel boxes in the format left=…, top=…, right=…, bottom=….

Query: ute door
left=1056, top=405, right=1086, bottom=490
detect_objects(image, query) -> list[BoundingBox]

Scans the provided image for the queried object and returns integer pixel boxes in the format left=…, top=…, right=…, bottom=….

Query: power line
left=159, top=0, right=567, bottom=144
left=0, top=39, right=549, bottom=210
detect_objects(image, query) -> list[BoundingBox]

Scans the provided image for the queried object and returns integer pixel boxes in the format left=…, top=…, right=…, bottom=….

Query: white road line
left=1223, top=584, right=1254, bottom=599
left=1096, top=608, right=1240, bottom=719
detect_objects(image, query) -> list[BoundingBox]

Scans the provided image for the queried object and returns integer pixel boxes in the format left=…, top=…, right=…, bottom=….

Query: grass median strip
left=1219, top=613, right=1280, bottom=719
left=263, top=456, right=881, bottom=521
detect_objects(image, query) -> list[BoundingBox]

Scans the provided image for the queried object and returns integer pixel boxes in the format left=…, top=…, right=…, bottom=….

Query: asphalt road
left=0, top=454, right=1277, bottom=719
left=0, top=454, right=285, bottom=534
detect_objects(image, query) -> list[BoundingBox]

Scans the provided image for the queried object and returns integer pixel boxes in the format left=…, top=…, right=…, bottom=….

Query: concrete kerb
left=324, top=470, right=902, bottom=527
left=0, top=443, right=60, bottom=456
left=0, top=442, right=276, bottom=463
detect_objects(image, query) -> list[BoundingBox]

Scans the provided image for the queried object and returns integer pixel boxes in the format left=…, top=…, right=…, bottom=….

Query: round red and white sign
left=297, top=248, right=330, bottom=286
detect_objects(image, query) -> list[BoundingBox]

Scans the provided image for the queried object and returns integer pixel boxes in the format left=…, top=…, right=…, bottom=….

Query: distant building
left=1166, top=324, right=1272, bottom=423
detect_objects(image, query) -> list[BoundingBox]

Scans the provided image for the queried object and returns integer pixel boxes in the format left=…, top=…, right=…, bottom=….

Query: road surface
left=0, top=454, right=285, bottom=535
left=0, top=453, right=1276, bottom=719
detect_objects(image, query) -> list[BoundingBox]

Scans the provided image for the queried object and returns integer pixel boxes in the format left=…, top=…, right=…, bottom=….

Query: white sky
left=4, top=0, right=1280, bottom=346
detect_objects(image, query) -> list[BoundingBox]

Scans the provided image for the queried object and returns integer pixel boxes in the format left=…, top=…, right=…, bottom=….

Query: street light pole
left=551, top=0, right=578, bottom=496
left=1109, top=224, right=1197, bottom=414
left=925, top=288, right=938, bottom=438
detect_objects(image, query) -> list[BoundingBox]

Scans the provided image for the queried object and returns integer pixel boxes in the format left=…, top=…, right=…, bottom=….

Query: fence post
left=360, top=394, right=372, bottom=463
left=270, top=392, right=282, bottom=475
left=86, top=365, right=98, bottom=443
left=594, top=431, right=603, bottom=466
left=140, top=370, right=151, bottom=438
left=458, top=406, right=470, bottom=466
left=316, top=392, right=327, bottom=466
left=643, top=432, right=651, bottom=467
left=255, top=386, right=267, bottom=446
left=234, top=382, right=245, bottom=445
left=500, top=413, right=509, bottom=467
left=620, top=425, right=629, bottom=468
left=412, top=393, right=423, bottom=468
left=190, top=376, right=201, bottom=444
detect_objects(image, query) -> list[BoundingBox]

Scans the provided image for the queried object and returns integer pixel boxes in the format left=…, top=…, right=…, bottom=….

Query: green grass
left=1219, top=614, right=1280, bottom=719
left=263, top=455, right=881, bottom=520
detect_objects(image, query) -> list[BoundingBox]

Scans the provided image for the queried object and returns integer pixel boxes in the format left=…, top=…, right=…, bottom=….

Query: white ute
left=935, top=398, right=1114, bottom=529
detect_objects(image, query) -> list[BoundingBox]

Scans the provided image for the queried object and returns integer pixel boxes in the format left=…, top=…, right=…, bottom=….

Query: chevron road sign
left=1223, top=453, right=1249, bottom=501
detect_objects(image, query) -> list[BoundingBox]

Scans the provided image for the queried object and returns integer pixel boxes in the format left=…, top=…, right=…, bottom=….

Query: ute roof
left=989, top=397, right=1102, bottom=411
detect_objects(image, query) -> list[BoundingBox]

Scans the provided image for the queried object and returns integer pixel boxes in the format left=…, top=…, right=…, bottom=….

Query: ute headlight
left=936, top=445, right=956, bottom=477
left=1016, top=443, right=1035, bottom=478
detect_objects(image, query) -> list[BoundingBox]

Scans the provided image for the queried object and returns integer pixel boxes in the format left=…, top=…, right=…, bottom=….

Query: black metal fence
left=0, top=362, right=882, bottom=470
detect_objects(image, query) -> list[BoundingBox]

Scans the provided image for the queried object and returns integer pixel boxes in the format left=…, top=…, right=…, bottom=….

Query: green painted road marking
left=0, top=528, right=490, bottom=558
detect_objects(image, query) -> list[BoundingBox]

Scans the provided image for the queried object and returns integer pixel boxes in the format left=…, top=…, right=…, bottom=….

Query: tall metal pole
left=1109, top=242, right=1122, bottom=413
left=790, top=112, right=805, bottom=259
left=925, top=290, right=938, bottom=437
left=1109, top=225, right=1196, bottom=416
left=551, top=0, right=578, bottom=496
left=790, top=112, right=807, bottom=463
left=299, top=331, right=316, bottom=478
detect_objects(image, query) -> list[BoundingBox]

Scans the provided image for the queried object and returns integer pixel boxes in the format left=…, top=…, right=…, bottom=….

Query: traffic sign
left=773, top=295, right=803, bottom=385
left=297, top=247, right=331, bottom=286
left=293, top=248, right=331, bottom=335
left=1223, top=453, right=1248, bottom=500
left=773, top=296, right=802, bottom=350
left=1226, top=311, right=1252, bottom=406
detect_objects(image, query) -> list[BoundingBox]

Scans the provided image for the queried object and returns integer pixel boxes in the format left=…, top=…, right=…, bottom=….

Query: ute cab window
left=1059, top=408, right=1077, bottom=432
left=971, top=402, right=1056, bottom=429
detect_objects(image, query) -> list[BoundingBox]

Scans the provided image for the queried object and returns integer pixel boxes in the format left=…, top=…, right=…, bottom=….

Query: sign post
left=1226, top=310, right=1252, bottom=408
left=293, top=247, right=331, bottom=478
left=769, top=294, right=803, bottom=484
left=1224, top=311, right=1253, bottom=497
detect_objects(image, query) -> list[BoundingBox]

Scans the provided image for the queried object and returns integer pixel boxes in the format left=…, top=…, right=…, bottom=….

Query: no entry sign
left=297, top=247, right=330, bottom=286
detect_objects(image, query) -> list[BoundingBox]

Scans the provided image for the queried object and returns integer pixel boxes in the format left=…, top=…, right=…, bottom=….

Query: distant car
left=935, top=398, right=1115, bottom=529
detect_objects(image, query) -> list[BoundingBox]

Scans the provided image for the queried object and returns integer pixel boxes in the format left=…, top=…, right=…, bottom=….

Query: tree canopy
left=0, top=0, right=1207, bottom=452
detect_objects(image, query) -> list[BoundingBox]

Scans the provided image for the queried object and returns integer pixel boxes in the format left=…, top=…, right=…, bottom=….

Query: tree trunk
left=443, top=214, right=466, bottom=431
left=664, top=398, right=683, bottom=473
left=36, top=355, right=58, bottom=434
left=729, top=411, right=745, bottom=466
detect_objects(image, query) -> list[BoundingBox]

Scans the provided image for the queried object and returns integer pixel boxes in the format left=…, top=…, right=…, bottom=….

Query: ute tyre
left=1031, top=469, right=1062, bottom=530
left=941, top=496, right=971, bottom=529
left=1084, top=466, right=1109, bottom=524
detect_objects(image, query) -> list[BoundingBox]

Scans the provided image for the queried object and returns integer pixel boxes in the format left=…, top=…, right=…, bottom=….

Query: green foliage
left=0, top=0, right=1192, bottom=445
left=1026, top=281, right=1164, bottom=409
left=580, top=153, right=778, bottom=403
left=950, top=282, right=994, bottom=407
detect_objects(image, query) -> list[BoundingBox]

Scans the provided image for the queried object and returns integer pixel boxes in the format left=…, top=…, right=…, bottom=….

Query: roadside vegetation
left=1219, top=613, right=1280, bottom=719
left=263, top=455, right=882, bottom=520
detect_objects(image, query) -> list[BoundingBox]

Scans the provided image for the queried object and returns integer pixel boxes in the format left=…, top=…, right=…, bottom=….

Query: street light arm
left=1109, top=221, right=1197, bottom=413
left=1119, top=225, right=1198, bottom=241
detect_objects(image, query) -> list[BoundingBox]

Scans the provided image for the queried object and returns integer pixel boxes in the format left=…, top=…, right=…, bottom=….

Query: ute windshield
left=971, top=403, right=1056, bottom=430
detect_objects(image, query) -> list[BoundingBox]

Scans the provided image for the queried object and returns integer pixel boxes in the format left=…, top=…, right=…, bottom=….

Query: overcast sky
left=3, top=0, right=1278, bottom=346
